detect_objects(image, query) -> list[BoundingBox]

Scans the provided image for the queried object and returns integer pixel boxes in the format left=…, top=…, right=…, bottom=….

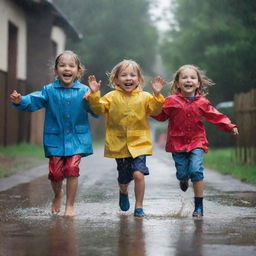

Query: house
left=0, top=0, right=81, bottom=146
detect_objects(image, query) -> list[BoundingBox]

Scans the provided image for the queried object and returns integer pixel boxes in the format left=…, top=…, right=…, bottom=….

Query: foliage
left=204, top=148, right=256, bottom=183
left=160, top=0, right=256, bottom=104
left=0, top=143, right=45, bottom=178
left=53, top=0, right=158, bottom=91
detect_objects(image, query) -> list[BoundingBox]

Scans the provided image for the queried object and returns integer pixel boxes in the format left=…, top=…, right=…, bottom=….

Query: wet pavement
left=0, top=147, right=255, bottom=256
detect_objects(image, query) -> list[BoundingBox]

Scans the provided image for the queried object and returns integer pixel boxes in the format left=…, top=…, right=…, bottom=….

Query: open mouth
left=63, top=74, right=72, bottom=78
left=124, top=83, right=133, bottom=87
left=184, top=84, right=193, bottom=88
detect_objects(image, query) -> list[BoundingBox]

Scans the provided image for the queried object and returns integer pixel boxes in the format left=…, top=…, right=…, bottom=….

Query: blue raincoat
left=13, top=79, right=97, bottom=157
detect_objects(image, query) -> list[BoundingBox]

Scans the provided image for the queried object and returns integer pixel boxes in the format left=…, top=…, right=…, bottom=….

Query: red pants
left=48, top=155, right=82, bottom=182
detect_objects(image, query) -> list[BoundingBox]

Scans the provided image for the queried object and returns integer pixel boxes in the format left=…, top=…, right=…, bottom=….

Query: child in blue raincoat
left=10, top=50, right=97, bottom=217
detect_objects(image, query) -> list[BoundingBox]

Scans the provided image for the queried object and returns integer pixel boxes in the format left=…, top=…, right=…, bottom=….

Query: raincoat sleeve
left=151, top=108, right=169, bottom=122
left=85, top=104, right=99, bottom=119
left=151, top=96, right=172, bottom=121
left=12, top=88, right=48, bottom=112
left=88, top=91, right=110, bottom=115
left=88, top=109, right=100, bottom=118
left=200, top=99, right=236, bottom=132
left=146, top=93, right=165, bottom=116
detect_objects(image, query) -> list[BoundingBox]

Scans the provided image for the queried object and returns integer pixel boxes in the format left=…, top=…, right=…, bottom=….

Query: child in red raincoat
left=152, top=64, right=239, bottom=217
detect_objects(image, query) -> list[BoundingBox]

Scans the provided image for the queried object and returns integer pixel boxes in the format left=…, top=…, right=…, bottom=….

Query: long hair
left=170, top=65, right=215, bottom=96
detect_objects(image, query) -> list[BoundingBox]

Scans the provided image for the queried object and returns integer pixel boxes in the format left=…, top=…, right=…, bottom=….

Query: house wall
left=0, top=0, right=28, bottom=146
left=0, top=0, right=27, bottom=79
left=51, top=26, right=66, bottom=55
left=0, top=70, right=7, bottom=146
left=0, top=0, right=72, bottom=147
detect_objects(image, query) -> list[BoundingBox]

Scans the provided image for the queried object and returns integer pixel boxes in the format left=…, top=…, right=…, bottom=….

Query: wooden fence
left=234, top=89, right=256, bottom=164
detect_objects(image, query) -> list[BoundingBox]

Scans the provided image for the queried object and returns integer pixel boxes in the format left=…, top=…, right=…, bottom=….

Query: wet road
left=0, top=147, right=255, bottom=256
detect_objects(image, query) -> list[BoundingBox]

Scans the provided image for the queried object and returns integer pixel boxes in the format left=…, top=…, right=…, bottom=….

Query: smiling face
left=55, top=53, right=80, bottom=87
left=177, top=67, right=200, bottom=97
left=116, top=64, right=140, bottom=93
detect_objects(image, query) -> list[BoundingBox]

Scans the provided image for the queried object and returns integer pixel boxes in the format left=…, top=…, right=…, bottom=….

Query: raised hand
left=10, top=90, right=22, bottom=104
left=152, top=76, right=165, bottom=96
left=88, top=75, right=102, bottom=93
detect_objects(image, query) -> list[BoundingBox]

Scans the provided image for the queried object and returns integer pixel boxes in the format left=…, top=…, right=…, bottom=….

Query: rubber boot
left=193, top=197, right=203, bottom=217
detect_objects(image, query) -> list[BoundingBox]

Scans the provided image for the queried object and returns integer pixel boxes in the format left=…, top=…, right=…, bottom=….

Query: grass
left=204, top=148, right=256, bottom=183
left=0, top=143, right=45, bottom=178
left=0, top=141, right=103, bottom=179
left=1, top=144, right=255, bottom=184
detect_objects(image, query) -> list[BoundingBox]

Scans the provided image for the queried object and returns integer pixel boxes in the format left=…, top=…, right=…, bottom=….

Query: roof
left=15, top=0, right=83, bottom=41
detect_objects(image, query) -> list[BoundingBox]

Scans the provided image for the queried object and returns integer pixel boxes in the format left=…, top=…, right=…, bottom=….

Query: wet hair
left=170, top=64, right=215, bottom=96
left=108, top=59, right=145, bottom=89
left=54, top=50, right=85, bottom=81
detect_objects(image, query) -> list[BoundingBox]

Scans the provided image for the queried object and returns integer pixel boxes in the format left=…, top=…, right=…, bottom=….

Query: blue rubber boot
left=134, top=208, right=145, bottom=217
left=119, top=192, right=130, bottom=211
left=193, top=197, right=204, bottom=217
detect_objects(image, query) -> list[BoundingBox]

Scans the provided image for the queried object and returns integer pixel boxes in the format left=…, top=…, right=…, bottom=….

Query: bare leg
left=119, top=183, right=129, bottom=194
left=64, top=176, right=78, bottom=217
left=51, top=181, right=63, bottom=214
left=133, top=171, right=145, bottom=209
left=193, top=180, right=204, bottom=197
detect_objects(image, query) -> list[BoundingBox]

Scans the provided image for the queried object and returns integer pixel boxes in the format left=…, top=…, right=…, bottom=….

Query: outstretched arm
left=10, top=90, right=22, bottom=104
left=151, top=76, right=164, bottom=96
left=10, top=88, right=47, bottom=112
left=201, top=100, right=238, bottom=133
left=232, top=127, right=239, bottom=135
left=151, top=110, right=169, bottom=122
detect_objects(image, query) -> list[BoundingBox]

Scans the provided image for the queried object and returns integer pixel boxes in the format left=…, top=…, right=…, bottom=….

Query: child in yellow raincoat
left=86, top=59, right=164, bottom=217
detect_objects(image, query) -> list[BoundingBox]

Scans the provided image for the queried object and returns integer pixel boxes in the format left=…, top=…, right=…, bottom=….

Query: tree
left=54, top=0, right=158, bottom=90
left=160, top=0, right=256, bottom=103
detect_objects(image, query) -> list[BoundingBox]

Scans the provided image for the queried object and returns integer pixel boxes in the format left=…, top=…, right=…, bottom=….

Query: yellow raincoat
left=88, top=87, right=164, bottom=158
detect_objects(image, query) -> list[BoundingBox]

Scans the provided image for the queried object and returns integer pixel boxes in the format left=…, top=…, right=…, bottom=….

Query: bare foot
left=64, top=206, right=75, bottom=217
left=51, top=190, right=63, bottom=214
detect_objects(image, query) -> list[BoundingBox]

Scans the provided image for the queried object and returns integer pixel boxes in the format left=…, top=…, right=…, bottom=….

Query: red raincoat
left=152, top=93, right=236, bottom=153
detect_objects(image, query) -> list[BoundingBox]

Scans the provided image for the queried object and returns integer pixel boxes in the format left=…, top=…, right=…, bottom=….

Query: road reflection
left=48, top=217, right=79, bottom=256
left=1, top=147, right=256, bottom=256
left=117, top=215, right=146, bottom=256
left=175, top=219, right=204, bottom=256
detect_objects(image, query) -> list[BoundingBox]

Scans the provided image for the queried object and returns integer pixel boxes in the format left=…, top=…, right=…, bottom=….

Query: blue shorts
left=115, top=155, right=149, bottom=184
left=172, top=148, right=204, bottom=182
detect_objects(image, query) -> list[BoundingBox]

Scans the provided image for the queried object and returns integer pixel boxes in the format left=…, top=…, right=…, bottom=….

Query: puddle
left=206, top=191, right=256, bottom=207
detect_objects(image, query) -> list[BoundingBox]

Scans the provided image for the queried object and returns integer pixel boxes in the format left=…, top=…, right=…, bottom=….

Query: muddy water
left=0, top=147, right=255, bottom=256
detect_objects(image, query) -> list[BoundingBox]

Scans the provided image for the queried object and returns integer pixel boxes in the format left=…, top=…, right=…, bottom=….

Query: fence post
left=234, top=89, right=256, bottom=165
